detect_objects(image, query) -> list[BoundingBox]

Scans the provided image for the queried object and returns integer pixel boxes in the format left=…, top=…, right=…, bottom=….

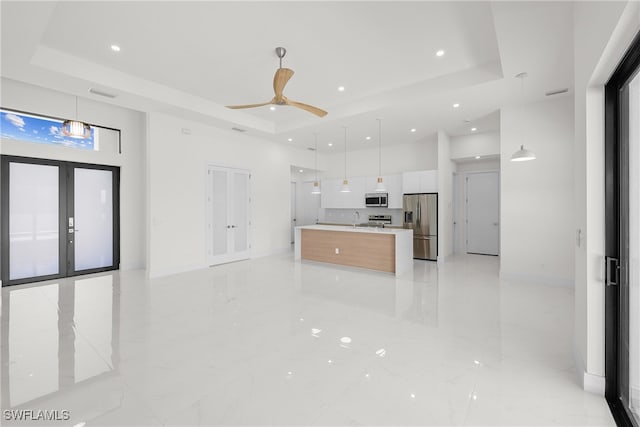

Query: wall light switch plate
left=335, top=248, right=340, bottom=254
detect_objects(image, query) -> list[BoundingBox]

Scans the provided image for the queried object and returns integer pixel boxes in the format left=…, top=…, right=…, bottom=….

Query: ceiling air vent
left=231, top=127, right=246, bottom=133
left=307, top=147, right=316, bottom=151
left=88, top=88, right=117, bottom=98
left=545, top=88, right=569, bottom=96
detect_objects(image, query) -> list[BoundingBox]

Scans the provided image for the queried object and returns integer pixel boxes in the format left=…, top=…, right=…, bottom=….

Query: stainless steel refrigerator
left=403, top=193, right=438, bottom=260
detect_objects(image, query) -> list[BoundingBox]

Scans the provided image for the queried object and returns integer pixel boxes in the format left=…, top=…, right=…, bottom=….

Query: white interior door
left=298, top=181, right=320, bottom=226
left=207, top=165, right=251, bottom=266
left=466, top=171, right=500, bottom=255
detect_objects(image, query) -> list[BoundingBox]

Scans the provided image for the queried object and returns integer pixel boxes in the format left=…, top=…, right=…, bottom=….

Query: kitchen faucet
left=353, top=211, right=360, bottom=228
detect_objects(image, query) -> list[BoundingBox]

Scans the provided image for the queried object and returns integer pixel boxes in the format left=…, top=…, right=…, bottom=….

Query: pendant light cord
left=314, top=132, right=319, bottom=181
left=377, top=118, right=382, bottom=177
left=343, top=126, right=347, bottom=180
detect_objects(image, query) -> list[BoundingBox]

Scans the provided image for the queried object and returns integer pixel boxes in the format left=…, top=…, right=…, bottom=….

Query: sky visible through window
left=0, top=109, right=99, bottom=150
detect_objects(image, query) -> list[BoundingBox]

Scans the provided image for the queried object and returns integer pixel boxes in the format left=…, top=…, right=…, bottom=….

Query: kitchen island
left=294, top=225, right=413, bottom=275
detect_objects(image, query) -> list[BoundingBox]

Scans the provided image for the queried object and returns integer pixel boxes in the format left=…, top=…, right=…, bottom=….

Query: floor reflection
left=1, top=273, right=120, bottom=412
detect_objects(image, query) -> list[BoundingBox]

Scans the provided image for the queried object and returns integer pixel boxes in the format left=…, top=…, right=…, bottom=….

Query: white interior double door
left=206, top=165, right=251, bottom=266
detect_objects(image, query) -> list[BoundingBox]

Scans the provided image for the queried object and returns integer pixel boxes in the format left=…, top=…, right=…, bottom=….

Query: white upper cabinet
left=402, top=170, right=438, bottom=194
left=321, top=174, right=402, bottom=209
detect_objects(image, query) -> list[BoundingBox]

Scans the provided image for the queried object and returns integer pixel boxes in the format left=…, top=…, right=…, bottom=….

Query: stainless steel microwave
left=365, top=193, right=388, bottom=207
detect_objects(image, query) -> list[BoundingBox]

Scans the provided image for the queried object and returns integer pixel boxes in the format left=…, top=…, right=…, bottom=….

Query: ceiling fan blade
left=285, top=99, right=328, bottom=117
left=273, top=68, right=295, bottom=100
left=226, top=101, right=273, bottom=109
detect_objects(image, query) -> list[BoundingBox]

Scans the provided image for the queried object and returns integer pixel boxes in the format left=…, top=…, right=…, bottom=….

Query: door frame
left=1, top=155, right=120, bottom=286
left=604, top=30, right=640, bottom=427
left=464, top=170, right=500, bottom=256
left=205, top=164, right=251, bottom=266
left=290, top=181, right=297, bottom=243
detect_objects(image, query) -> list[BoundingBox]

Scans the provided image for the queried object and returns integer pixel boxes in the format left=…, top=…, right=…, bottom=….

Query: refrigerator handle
left=417, top=201, right=421, bottom=223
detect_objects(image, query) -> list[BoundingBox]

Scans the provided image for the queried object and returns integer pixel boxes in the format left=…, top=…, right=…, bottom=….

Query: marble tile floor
left=0, top=253, right=615, bottom=426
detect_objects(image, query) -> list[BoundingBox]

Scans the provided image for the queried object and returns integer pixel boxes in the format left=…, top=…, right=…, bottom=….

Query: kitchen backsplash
left=320, top=208, right=404, bottom=225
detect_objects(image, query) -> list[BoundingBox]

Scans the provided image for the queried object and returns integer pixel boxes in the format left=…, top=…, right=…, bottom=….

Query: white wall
left=500, top=96, right=574, bottom=286
left=453, top=159, right=501, bottom=254
left=450, top=130, right=500, bottom=160
left=146, top=112, right=315, bottom=277
left=0, top=78, right=147, bottom=271
left=437, top=131, right=455, bottom=263
left=573, top=0, right=639, bottom=391
left=320, top=137, right=438, bottom=179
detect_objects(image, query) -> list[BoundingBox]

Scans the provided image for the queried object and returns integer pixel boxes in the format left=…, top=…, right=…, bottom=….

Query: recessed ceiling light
left=288, top=138, right=293, bottom=142
left=328, top=142, right=333, bottom=147
left=269, top=106, right=276, bottom=111
left=110, top=45, right=121, bottom=52
left=475, top=156, right=481, bottom=159
left=299, top=169, right=304, bottom=173
left=410, top=128, right=417, bottom=133
left=471, top=127, right=477, bottom=132
left=340, top=337, right=352, bottom=344
left=436, top=49, right=445, bottom=57
left=453, top=103, right=460, bottom=108
left=365, top=136, right=371, bottom=140
left=338, top=86, right=345, bottom=92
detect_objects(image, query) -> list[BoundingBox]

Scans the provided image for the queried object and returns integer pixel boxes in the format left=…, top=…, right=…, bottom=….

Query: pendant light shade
left=374, top=118, right=387, bottom=192
left=510, top=73, right=536, bottom=162
left=340, top=126, right=351, bottom=193
left=62, top=96, right=91, bottom=139
left=510, top=144, right=536, bottom=162
left=311, top=133, right=321, bottom=194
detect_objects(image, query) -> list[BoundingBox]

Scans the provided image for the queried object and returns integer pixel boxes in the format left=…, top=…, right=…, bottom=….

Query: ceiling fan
left=226, top=47, right=328, bottom=118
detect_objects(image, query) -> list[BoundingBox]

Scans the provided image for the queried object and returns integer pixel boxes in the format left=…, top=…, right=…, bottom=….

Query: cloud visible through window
left=1, top=109, right=97, bottom=150
left=5, top=113, right=25, bottom=128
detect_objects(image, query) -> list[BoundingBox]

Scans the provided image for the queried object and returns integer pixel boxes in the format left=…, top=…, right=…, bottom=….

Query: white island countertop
left=298, top=224, right=412, bottom=235
left=294, top=225, right=413, bottom=275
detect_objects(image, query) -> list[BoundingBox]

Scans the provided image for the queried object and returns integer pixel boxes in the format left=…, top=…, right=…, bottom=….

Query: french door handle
left=606, top=256, right=619, bottom=287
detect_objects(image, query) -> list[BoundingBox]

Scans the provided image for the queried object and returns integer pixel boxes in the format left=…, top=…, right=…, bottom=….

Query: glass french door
left=206, top=165, right=250, bottom=266
left=605, top=31, right=640, bottom=427
left=1, top=156, right=120, bottom=286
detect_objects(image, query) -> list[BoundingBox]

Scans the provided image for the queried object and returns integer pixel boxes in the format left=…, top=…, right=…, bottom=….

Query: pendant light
left=311, top=133, right=321, bottom=194
left=510, top=145, right=536, bottom=161
left=62, top=96, right=91, bottom=139
left=510, top=72, right=536, bottom=162
left=340, top=126, right=351, bottom=193
left=374, top=118, right=387, bottom=192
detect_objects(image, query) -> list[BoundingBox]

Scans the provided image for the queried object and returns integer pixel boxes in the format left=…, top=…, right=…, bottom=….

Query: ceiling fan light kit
left=226, top=47, right=328, bottom=117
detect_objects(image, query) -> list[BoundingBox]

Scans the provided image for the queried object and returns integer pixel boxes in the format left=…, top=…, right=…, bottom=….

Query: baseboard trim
left=583, top=371, right=606, bottom=395
left=499, top=270, right=574, bottom=287
left=250, top=246, right=291, bottom=259
left=147, top=262, right=207, bottom=279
